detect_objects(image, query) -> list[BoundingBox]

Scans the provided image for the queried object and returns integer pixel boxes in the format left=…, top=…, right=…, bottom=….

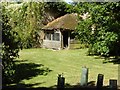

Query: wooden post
left=80, top=67, right=89, bottom=86
left=97, top=74, right=104, bottom=89
left=57, top=74, right=65, bottom=90
left=109, top=79, right=117, bottom=90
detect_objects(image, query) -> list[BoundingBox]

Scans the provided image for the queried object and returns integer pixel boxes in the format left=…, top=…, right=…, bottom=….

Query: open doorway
left=63, top=31, right=68, bottom=48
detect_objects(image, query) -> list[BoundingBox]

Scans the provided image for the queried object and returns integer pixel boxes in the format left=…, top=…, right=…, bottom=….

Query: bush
left=2, top=4, right=21, bottom=84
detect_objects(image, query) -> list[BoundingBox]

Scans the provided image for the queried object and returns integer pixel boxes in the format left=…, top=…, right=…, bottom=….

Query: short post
left=97, top=74, right=104, bottom=89
left=57, top=74, right=65, bottom=90
left=80, top=67, right=89, bottom=86
left=109, top=79, right=117, bottom=90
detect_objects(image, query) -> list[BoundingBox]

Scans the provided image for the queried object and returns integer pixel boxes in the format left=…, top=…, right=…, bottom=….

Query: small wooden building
left=42, top=13, right=78, bottom=50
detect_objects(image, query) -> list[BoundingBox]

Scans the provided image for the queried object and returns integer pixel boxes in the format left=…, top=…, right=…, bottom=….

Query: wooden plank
left=57, top=74, right=65, bottom=90
left=80, top=67, right=89, bottom=86
left=109, top=79, right=117, bottom=89
left=96, top=74, right=104, bottom=89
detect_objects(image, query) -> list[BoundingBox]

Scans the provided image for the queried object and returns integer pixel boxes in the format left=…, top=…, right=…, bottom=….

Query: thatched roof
left=42, top=13, right=78, bottom=30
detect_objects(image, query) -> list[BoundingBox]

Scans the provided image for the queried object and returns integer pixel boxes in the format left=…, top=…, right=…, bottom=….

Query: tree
left=2, top=2, right=44, bottom=84
left=2, top=3, right=21, bottom=84
left=43, top=1, right=71, bottom=24
left=7, top=2, right=44, bottom=48
left=74, top=2, right=120, bottom=56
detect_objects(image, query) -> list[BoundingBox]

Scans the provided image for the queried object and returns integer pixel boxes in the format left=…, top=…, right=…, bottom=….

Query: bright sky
left=64, top=0, right=73, bottom=3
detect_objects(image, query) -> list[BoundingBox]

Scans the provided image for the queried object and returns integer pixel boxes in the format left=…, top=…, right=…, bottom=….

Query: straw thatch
left=42, top=13, right=78, bottom=30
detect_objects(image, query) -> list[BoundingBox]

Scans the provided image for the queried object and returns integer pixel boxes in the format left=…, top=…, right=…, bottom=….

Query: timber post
left=109, top=79, right=117, bottom=90
left=80, top=66, right=89, bottom=86
left=97, top=74, right=104, bottom=89
left=57, top=73, right=65, bottom=90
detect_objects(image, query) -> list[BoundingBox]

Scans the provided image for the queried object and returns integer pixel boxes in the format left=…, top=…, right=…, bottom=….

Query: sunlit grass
left=14, top=48, right=118, bottom=88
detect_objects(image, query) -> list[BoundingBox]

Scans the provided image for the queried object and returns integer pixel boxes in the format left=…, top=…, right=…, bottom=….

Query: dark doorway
left=63, top=31, right=68, bottom=48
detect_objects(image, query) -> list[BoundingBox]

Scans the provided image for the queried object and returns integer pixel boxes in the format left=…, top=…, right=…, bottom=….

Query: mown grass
left=13, top=48, right=118, bottom=88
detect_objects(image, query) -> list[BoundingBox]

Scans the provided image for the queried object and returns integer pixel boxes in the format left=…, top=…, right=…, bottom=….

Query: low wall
left=43, top=40, right=61, bottom=50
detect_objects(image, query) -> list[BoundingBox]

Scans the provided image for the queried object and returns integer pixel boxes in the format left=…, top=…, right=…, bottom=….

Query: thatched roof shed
left=42, top=13, right=78, bottom=50
left=42, top=13, right=78, bottom=30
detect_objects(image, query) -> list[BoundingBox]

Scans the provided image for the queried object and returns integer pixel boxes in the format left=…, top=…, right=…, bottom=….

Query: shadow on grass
left=102, top=57, right=120, bottom=64
left=4, top=82, right=46, bottom=89
left=87, top=53, right=120, bottom=64
left=49, top=82, right=95, bottom=88
left=4, top=81, right=106, bottom=90
left=3, top=79, right=116, bottom=90
left=3, top=60, right=52, bottom=89
left=14, top=63, right=52, bottom=82
left=49, top=81, right=111, bottom=90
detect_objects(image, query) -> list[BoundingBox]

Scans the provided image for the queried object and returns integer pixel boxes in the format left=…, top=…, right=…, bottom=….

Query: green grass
left=12, top=48, right=118, bottom=88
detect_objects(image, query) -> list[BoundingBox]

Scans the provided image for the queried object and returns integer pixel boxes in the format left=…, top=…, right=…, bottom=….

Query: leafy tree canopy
left=6, top=2, right=44, bottom=48
left=74, top=2, right=120, bottom=56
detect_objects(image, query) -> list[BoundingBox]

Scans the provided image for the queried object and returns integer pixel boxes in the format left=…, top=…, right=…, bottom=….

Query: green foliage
left=7, top=2, right=44, bottom=48
left=2, top=3, right=21, bottom=84
left=75, top=2, right=120, bottom=56
left=44, top=2, right=69, bottom=18
left=1, top=2, right=44, bottom=85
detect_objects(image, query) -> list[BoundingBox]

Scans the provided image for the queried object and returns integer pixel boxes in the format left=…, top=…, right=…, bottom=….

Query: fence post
left=109, top=79, right=117, bottom=90
left=97, top=74, right=104, bottom=89
left=80, top=67, right=89, bottom=86
left=57, top=74, right=65, bottom=90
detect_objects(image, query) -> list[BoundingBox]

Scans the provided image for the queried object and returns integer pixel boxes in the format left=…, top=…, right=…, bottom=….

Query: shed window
left=53, top=33, right=60, bottom=41
left=45, top=32, right=51, bottom=40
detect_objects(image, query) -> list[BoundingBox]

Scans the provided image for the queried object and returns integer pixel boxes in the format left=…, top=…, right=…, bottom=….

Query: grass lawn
left=11, top=48, right=118, bottom=88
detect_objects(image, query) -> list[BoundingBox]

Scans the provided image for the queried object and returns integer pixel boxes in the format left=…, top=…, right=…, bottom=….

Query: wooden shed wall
left=43, top=40, right=61, bottom=49
left=43, top=30, right=62, bottom=50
